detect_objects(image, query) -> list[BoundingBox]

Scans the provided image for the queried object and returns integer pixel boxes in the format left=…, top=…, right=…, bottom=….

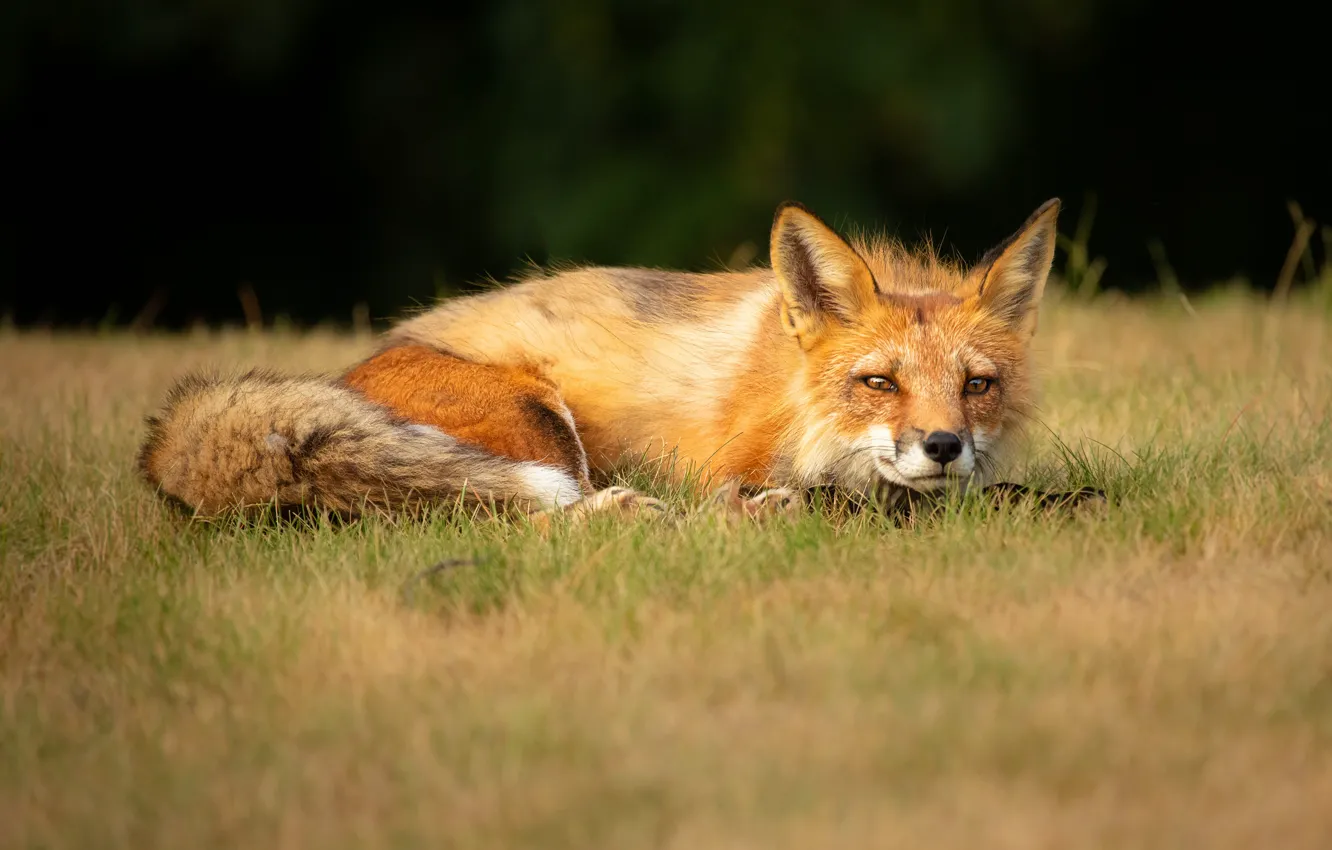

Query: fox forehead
left=850, top=339, right=999, bottom=378
left=840, top=295, right=1003, bottom=373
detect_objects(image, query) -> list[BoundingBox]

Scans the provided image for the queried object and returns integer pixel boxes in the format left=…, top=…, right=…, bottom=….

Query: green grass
left=4, top=284, right=1332, bottom=848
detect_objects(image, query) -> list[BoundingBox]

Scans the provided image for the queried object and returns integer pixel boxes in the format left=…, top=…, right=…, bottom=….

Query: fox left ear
left=769, top=201, right=879, bottom=350
left=973, top=198, right=1060, bottom=335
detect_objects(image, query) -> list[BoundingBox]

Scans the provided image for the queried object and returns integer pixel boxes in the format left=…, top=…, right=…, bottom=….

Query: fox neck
left=735, top=332, right=882, bottom=494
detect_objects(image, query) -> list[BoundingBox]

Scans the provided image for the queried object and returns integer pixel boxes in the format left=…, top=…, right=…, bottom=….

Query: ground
left=3, top=283, right=1332, bottom=849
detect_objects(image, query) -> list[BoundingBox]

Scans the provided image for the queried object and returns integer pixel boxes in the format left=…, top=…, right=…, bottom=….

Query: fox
left=136, top=198, right=1104, bottom=524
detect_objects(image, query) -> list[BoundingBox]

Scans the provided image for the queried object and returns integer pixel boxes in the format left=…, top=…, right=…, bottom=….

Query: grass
left=4, top=282, right=1332, bottom=848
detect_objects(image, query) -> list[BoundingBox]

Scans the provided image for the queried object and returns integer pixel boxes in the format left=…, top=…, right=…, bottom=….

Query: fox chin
left=136, top=197, right=1102, bottom=522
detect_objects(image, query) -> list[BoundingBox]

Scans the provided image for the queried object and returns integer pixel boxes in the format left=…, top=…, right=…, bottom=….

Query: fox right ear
left=972, top=198, right=1060, bottom=336
left=770, top=202, right=878, bottom=349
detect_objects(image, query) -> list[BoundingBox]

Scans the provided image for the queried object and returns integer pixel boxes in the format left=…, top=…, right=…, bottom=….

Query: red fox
left=137, top=198, right=1103, bottom=522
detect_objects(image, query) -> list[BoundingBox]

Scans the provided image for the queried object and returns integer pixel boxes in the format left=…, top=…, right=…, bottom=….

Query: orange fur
left=342, top=345, right=592, bottom=490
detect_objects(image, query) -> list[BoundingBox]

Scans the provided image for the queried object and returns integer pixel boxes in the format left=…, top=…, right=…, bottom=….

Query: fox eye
left=863, top=376, right=898, bottom=392
left=964, top=377, right=994, bottom=395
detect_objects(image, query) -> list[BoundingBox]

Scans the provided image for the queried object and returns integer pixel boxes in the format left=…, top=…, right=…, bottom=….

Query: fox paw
left=707, top=480, right=802, bottom=523
left=573, top=486, right=669, bottom=518
left=531, top=486, right=669, bottom=531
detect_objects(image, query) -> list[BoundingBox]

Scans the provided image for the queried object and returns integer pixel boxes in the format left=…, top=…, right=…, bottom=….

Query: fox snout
left=869, top=425, right=982, bottom=491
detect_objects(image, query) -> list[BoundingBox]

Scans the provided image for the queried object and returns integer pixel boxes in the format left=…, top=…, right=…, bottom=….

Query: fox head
left=770, top=198, right=1059, bottom=494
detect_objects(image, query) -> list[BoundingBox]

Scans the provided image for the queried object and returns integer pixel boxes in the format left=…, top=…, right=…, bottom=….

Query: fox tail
left=136, top=370, right=585, bottom=519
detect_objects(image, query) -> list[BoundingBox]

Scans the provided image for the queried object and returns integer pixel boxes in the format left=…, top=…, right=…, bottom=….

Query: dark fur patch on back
left=531, top=296, right=559, bottom=321
left=613, top=268, right=702, bottom=322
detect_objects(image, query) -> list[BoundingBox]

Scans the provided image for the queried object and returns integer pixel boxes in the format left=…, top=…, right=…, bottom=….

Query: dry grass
left=3, top=283, right=1332, bottom=848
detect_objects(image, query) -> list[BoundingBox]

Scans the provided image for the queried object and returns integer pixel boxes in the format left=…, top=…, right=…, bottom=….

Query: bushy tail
left=136, top=370, right=585, bottom=518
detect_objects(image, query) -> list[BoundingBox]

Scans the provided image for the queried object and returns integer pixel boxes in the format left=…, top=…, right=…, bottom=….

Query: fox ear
left=973, top=198, right=1060, bottom=335
left=770, top=201, right=878, bottom=349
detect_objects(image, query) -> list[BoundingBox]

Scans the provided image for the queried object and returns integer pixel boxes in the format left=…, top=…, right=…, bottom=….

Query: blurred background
left=3, top=0, right=1328, bottom=329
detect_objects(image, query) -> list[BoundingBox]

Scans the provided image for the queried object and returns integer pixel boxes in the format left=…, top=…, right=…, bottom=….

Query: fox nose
left=922, top=431, right=963, bottom=467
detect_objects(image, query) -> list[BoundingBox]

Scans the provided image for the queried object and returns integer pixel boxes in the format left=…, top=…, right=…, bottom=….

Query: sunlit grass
left=3, top=283, right=1332, bottom=848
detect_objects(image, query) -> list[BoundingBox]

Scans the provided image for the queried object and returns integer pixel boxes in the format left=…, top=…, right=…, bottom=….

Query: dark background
left=3, top=0, right=1329, bottom=329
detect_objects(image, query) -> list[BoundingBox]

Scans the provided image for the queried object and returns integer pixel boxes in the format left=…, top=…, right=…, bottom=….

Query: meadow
left=3, top=279, right=1332, bottom=848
